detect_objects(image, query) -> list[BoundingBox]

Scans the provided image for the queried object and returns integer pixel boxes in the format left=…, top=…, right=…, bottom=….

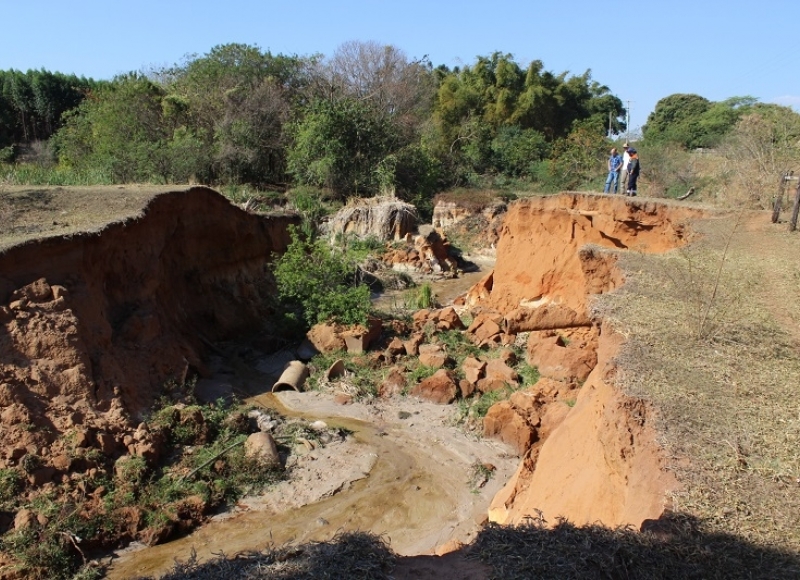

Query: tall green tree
left=430, top=53, right=623, bottom=181
left=0, top=69, right=96, bottom=148
left=163, top=43, right=315, bottom=184
left=643, top=94, right=755, bottom=148
left=55, top=74, right=169, bottom=182
left=287, top=97, right=398, bottom=196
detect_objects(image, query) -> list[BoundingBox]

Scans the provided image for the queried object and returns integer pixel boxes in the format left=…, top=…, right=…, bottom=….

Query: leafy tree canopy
left=643, top=93, right=757, bottom=148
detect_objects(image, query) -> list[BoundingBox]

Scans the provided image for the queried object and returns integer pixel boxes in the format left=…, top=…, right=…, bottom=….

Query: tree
left=315, top=41, right=435, bottom=134
left=720, top=104, right=800, bottom=208
left=644, top=94, right=759, bottom=149
left=0, top=69, right=96, bottom=147
left=163, top=43, right=314, bottom=183
left=55, top=74, right=168, bottom=182
left=430, top=54, right=623, bottom=182
left=287, top=97, right=398, bottom=197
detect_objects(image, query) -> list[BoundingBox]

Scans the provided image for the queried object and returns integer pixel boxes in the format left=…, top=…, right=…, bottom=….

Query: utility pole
left=626, top=100, right=632, bottom=143
left=608, top=111, right=612, bottom=138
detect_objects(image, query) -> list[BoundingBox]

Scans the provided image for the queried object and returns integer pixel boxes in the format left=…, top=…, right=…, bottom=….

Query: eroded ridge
left=466, top=193, right=705, bottom=529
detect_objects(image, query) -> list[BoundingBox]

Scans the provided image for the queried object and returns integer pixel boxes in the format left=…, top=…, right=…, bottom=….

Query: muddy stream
left=107, top=260, right=513, bottom=579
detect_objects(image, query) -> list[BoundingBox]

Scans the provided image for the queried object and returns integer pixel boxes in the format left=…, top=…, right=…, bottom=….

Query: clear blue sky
left=3, top=1, right=798, bottom=133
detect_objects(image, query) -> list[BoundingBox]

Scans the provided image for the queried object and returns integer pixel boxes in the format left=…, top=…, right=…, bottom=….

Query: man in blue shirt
left=603, top=147, right=623, bottom=193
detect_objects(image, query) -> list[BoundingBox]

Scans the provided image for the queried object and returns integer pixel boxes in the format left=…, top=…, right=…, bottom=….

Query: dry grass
left=0, top=185, right=169, bottom=251
left=597, top=211, right=800, bottom=555
left=136, top=531, right=395, bottom=580
left=472, top=516, right=800, bottom=580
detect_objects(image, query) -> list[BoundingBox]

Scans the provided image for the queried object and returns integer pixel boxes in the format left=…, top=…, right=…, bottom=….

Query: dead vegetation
left=138, top=531, right=395, bottom=580
left=0, top=185, right=167, bottom=251
left=598, top=212, right=800, bottom=558
left=325, top=196, right=417, bottom=241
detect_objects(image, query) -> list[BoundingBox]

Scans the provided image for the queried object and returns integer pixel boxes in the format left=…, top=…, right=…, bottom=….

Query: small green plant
left=471, top=387, right=514, bottom=418
left=436, top=330, right=482, bottom=366
left=0, top=469, right=22, bottom=504
left=516, top=361, right=540, bottom=387
left=408, top=363, right=438, bottom=385
left=413, top=283, right=436, bottom=309
left=469, top=461, right=496, bottom=491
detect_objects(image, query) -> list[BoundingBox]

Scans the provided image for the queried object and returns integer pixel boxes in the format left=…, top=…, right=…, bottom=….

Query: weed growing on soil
left=0, top=393, right=290, bottom=580
left=471, top=387, right=514, bottom=418
left=412, top=282, right=436, bottom=309
left=306, top=350, right=385, bottom=400
left=516, top=361, right=540, bottom=387
left=407, top=363, right=438, bottom=385
left=0, top=468, right=21, bottom=502
left=468, top=462, right=496, bottom=492
left=435, top=329, right=482, bottom=365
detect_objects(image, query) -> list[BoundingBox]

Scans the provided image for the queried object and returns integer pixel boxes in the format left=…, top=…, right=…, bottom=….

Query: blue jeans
left=603, top=170, right=620, bottom=193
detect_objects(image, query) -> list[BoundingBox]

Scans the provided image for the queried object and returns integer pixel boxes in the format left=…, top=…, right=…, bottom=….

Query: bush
left=273, top=227, right=372, bottom=326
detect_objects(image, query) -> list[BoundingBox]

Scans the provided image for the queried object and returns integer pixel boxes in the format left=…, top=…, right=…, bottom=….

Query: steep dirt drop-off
left=0, top=187, right=297, bottom=471
left=471, top=193, right=705, bottom=529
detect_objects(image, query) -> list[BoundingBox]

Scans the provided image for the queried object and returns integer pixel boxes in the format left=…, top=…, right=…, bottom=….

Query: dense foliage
left=0, top=43, right=625, bottom=192
left=2, top=42, right=799, bottom=203
left=642, top=94, right=758, bottom=149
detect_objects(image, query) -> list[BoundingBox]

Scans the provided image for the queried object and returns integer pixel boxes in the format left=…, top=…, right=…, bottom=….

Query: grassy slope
left=599, top=211, right=800, bottom=554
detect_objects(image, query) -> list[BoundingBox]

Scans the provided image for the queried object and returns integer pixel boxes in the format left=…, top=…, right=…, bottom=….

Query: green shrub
left=273, top=227, right=372, bottom=326
left=0, top=469, right=21, bottom=504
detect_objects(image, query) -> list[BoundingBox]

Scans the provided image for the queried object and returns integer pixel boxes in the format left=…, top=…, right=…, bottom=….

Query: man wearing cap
left=619, top=143, right=631, bottom=194
left=603, top=148, right=623, bottom=193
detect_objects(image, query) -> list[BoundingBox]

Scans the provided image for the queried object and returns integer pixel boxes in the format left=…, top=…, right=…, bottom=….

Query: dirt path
left=106, top=389, right=517, bottom=579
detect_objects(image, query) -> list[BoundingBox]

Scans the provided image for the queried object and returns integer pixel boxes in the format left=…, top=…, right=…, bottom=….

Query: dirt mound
left=0, top=187, right=297, bottom=480
left=466, top=193, right=707, bottom=529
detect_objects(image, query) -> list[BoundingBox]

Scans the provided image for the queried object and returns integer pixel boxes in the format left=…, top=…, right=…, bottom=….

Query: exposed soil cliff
left=470, top=193, right=707, bottom=529
left=0, top=187, right=297, bottom=477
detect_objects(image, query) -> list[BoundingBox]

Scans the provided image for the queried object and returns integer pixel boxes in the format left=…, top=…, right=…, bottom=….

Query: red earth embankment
left=472, top=193, right=705, bottom=529
left=0, top=187, right=297, bottom=476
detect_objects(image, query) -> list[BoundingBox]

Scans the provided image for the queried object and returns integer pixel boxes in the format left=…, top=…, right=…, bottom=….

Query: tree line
left=1, top=41, right=798, bottom=205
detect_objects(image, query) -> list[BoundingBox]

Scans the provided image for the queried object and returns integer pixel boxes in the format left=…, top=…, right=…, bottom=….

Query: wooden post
left=772, top=172, right=789, bottom=223
left=789, top=182, right=800, bottom=232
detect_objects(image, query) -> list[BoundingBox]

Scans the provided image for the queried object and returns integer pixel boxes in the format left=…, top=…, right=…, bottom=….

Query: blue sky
left=3, top=1, right=799, bottom=132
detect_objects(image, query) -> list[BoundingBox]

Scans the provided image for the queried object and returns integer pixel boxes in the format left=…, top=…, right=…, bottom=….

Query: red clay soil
left=480, top=194, right=702, bottom=316
left=470, top=193, right=706, bottom=530
left=0, top=187, right=297, bottom=480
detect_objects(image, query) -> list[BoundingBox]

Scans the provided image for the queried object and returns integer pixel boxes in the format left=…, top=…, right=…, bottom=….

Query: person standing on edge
left=603, top=147, right=623, bottom=193
left=626, top=147, right=640, bottom=196
left=619, top=143, right=631, bottom=193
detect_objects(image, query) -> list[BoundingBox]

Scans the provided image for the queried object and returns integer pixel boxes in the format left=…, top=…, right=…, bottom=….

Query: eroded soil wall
left=0, top=187, right=297, bottom=471
left=479, top=193, right=704, bottom=528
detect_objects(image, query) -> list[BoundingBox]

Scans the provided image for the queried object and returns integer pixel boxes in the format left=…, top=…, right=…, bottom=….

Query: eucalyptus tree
left=0, top=69, right=96, bottom=149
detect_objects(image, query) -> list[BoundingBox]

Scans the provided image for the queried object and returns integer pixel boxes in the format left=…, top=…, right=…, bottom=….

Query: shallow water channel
left=107, top=258, right=512, bottom=579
